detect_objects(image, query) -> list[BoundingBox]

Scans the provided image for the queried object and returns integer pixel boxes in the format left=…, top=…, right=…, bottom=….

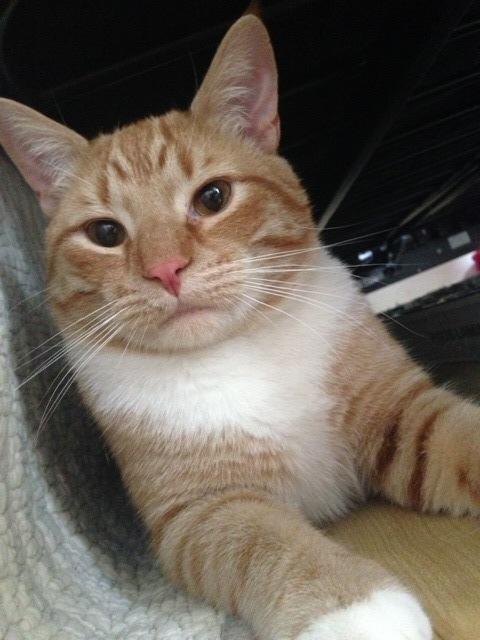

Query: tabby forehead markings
left=96, top=170, right=110, bottom=207
left=110, top=159, right=128, bottom=181
left=157, top=144, right=167, bottom=169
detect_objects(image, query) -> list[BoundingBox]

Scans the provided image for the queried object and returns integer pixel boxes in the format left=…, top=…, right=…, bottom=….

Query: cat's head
left=0, top=15, right=318, bottom=352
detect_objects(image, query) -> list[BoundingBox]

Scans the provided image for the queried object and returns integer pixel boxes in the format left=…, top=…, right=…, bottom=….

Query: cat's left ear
left=0, top=98, right=87, bottom=216
left=191, top=15, right=280, bottom=153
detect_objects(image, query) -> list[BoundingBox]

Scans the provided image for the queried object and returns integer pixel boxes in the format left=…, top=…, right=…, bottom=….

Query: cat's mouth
left=163, top=303, right=215, bottom=325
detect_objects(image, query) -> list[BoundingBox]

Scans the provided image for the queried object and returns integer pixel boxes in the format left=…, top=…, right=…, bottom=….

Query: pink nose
left=144, top=256, right=189, bottom=297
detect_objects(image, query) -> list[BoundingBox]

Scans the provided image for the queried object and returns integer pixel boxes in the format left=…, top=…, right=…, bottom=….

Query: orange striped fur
left=1, top=12, right=478, bottom=640
left=327, top=312, right=480, bottom=517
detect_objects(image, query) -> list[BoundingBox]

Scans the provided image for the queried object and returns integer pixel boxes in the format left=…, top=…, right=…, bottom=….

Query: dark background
left=1, top=0, right=479, bottom=275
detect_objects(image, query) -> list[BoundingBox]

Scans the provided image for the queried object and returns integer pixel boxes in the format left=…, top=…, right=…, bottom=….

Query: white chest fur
left=75, top=313, right=331, bottom=441
left=71, top=267, right=363, bottom=520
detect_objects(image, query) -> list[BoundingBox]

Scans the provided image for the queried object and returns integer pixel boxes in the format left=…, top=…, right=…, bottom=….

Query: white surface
left=366, top=252, right=476, bottom=313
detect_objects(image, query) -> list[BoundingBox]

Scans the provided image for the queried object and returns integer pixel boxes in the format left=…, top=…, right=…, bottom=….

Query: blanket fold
left=0, top=150, right=249, bottom=640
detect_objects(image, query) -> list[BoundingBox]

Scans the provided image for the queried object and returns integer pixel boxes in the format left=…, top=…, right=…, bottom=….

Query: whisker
left=244, top=278, right=348, bottom=299
left=136, top=315, right=152, bottom=354
left=36, top=323, right=122, bottom=440
left=8, top=285, right=52, bottom=312
left=118, top=317, right=141, bottom=365
left=16, top=306, right=128, bottom=389
left=231, top=293, right=274, bottom=326
left=379, top=311, right=426, bottom=338
left=229, top=266, right=344, bottom=277
left=38, top=315, right=122, bottom=404
left=239, top=292, right=329, bottom=345
left=226, top=226, right=398, bottom=268
left=231, top=261, right=421, bottom=274
left=16, top=302, right=122, bottom=370
left=243, top=284, right=375, bottom=339
left=322, top=226, right=396, bottom=250
left=16, top=299, right=119, bottom=365
left=231, top=245, right=325, bottom=265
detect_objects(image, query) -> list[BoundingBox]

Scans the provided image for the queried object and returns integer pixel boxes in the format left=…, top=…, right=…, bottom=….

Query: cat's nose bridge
left=136, top=222, right=194, bottom=295
left=138, top=220, right=191, bottom=259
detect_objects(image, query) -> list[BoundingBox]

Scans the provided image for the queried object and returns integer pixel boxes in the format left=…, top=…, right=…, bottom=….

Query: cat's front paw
left=297, top=589, right=432, bottom=640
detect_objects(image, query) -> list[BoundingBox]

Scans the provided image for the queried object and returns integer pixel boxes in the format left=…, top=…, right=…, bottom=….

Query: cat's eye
left=193, top=180, right=231, bottom=215
left=85, top=219, right=126, bottom=248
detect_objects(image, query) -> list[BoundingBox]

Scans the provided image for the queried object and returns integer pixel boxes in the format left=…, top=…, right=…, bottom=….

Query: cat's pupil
left=200, top=183, right=225, bottom=212
left=86, top=220, right=125, bottom=247
left=193, top=180, right=231, bottom=215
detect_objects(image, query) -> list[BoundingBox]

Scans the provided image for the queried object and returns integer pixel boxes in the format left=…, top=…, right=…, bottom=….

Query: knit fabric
left=0, top=150, right=251, bottom=640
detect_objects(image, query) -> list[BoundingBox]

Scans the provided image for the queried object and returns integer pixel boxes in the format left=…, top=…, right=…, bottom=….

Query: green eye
left=193, top=180, right=231, bottom=215
left=86, top=219, right=126, bottom=247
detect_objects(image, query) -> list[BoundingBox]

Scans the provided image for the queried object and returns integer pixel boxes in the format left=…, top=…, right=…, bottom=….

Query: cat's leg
left=337, top=314, right=480, bottom=516
left=363, top=378, right=480, bottom=516
left=152, top=489, right=431, bottom=639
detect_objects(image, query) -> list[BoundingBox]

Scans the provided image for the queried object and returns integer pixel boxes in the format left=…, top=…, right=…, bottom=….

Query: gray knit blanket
left=0, top=149, right=251, bottom=640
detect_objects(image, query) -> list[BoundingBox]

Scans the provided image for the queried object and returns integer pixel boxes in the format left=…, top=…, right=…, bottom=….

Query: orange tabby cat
left=1, top=14, right=479, bottom=640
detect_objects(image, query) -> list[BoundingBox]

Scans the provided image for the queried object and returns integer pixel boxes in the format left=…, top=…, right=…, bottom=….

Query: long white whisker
left=379, top=311, right=426, bottom=338
left=231, top=293, right=274, bottom=326
left=323, top=226, right=396, bottom=249
left=118, top=317, right=141, bottom=365
left=16, top=307, right=127, bottom=389
left=36, top=322, right=122, bottom=438
left=230, top=266, right=341, bottom=276
left=16, top=302, right=122, bottom=370
left=136, top=315, right=152, bottom=354
left=239, top=292, right=329, bottom=345
left=226, top=267, right=365, bottom=282
left=16, top=299, right=118, bottom=365
left=244, top=278, right=348, bottom=299
left=231, top=245, right=325, bottom=265
left=225, top=226, right=398, bottom=268
left=232, top=261, right=420, bottom=274
left=8, top=286, right=53, bottom=311
left=38, top=316, right=121, bottom=404
left=244, top=284, right=374, bottom=339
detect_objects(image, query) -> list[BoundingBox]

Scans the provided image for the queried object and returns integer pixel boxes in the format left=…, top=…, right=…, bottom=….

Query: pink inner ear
left=244, top=62, right=280, bottom=153
left=18, top=152, right=52, bottom=195
left=0, top=128, right=44, bottom=193
left=0, top=98, right=88, bottom=216
left=190, top=16, right=280, bottom=152
left=5, top=134, right=73, bottom=215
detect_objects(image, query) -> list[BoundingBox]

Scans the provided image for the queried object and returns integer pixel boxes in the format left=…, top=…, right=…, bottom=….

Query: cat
left=0, top=13, right=479, bottom=640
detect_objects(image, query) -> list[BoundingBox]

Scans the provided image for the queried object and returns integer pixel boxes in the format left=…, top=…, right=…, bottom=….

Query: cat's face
left=0, top=15, right=317, bottom=352
left=46, top=112, right=315, bottom=351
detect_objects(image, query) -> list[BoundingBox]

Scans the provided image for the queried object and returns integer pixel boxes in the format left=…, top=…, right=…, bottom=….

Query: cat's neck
left=69, top=259, right=361, bottom=442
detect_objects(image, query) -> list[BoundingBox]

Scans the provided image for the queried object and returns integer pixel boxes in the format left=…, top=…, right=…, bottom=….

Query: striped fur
left=328, top=313, right=480, bottom=518
left=1, top=12, right=478, bottom=640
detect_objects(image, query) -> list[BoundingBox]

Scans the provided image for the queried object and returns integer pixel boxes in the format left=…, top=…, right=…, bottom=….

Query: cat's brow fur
left=0, top=12, right=478, bottom=640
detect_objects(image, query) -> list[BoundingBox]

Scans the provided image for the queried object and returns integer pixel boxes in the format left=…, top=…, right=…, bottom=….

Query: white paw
left=297, top=588, right=432, bottom=639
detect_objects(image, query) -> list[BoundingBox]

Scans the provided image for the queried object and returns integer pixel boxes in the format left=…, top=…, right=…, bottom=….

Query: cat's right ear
left=191, top=15, right=280, bottom=153
left=0, top=98, right=87, bottom=216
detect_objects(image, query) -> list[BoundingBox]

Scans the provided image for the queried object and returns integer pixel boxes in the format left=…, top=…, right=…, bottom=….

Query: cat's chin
left=139, top=307, right=241, bottom=352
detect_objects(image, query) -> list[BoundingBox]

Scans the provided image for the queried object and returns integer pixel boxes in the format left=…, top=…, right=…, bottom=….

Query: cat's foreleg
left=353, top=354, right=480, bottom=517
left=333, top=310, right=480, bottom=517
left=152, top=489, right=431, bottom=639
